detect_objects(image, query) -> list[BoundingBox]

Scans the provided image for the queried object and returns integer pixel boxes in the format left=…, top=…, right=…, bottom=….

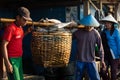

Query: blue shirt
left=104, top=28, right=120, bottom=59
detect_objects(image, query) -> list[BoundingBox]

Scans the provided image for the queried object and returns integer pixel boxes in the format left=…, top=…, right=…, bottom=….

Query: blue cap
left=80, top=14, right=100, bottom=27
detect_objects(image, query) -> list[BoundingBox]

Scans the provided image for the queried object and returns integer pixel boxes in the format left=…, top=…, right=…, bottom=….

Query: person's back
left=73, top=14, right=106, bottom=80
left=73, top=28, right=103, bottom=62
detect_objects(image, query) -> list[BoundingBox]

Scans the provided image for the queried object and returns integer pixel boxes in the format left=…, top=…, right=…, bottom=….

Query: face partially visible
left=16, top=15, right=27, bottom=27
left=104, top=22, right=113, bottom=30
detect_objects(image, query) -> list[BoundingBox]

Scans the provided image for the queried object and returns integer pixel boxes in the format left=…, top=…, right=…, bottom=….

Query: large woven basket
left=31, top=31, right=72, bottom=68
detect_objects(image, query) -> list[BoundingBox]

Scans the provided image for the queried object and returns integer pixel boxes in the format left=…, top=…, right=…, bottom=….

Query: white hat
left=100, top=14, right=118, bottom=24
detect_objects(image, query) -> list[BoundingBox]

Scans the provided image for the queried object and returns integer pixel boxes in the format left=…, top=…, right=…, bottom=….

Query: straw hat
left=100, top=14, right=118, bottom=24
left=79, top=14, right=100, bottom=27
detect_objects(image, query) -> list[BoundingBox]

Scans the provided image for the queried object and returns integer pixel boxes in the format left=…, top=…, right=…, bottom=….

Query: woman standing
left=100, top=14, right=120, bottom=80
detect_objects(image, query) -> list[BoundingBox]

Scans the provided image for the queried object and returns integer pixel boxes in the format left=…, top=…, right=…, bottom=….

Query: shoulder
left=73, top=29, right=81, bottom=33
left=93, top=29, right=100, bottom=35
left=114, top=28, right=120, bottom=34
left=114, top=28, right=120, bottom=32
left=93, top=29, right=99, bottom=33
left=5, top=23, right=16, bottom=31
left=101, top=29, right=106, bottom=34
left=92, top=29, right=102, bottom=39
left=72, top=29, right=83, bottom=37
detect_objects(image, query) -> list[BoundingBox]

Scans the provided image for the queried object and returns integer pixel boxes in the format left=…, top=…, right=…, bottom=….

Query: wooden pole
left=0, top=18, right=85, bottom=28
left=98, top=0, right=102, bottom=11
left=83, top=0, right=90, bottom=16
left=114, top=3, right=119, bottom=20
left=89, top=0, right=99, bottom=10
left=0, top=18, right=55, bottom=27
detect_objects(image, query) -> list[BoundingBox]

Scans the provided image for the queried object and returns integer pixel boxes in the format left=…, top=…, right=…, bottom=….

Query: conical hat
left=100, top=14, right=118, bottom=24
left=79, top=14, right=100, bottom=27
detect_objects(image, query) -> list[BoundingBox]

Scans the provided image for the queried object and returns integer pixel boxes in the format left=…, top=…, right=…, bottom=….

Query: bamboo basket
left=31, top=31, right=72, bottom=68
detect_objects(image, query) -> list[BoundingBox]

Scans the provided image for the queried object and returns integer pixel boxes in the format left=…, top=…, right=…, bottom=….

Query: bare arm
left=1, top=40, right=13, bottom=73
left=97, top=35, right=106, bottom=70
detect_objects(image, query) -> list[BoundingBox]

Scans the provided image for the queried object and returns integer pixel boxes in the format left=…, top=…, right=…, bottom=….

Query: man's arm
left=1, top=40, right=13, bottom=73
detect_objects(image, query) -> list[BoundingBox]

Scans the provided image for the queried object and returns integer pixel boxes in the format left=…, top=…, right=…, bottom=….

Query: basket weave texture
left=31, top=31, right=72, bottom=68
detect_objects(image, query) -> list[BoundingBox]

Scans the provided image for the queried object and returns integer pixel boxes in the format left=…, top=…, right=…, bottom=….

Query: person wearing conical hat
left=73, top=14, right=106, bottom=80
left=100, top=14, right=120, bottom=80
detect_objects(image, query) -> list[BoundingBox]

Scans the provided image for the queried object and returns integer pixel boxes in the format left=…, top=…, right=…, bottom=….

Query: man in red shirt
left=1, top=7, right=32, bottom=80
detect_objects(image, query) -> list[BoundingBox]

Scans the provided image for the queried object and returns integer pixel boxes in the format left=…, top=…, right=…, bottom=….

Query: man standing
left=73, top=14, right=106, bottom=80
left=1, top=7, right=32, bottom=80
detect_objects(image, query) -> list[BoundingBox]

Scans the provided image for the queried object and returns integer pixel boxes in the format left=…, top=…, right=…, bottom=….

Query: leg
left=111, top=59, right=119, bottom=80
left=9, top=57, right=23, bottom=80
left=19, top=57, right=24, bottom=80
left=87, top=62, right=100, bottom=80
left=75, top=61, right=85, bottom=80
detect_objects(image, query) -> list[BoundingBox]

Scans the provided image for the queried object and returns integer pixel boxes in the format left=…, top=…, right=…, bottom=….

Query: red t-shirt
left=3, top=23, right=24, bottom=58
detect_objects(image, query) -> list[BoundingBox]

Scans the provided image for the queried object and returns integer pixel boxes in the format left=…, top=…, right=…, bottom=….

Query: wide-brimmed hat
left=79, top=14, right=100, bottom=27
left=17, top=7, right=32, bottom=21
left=100, top=14, right=118, bottom=24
